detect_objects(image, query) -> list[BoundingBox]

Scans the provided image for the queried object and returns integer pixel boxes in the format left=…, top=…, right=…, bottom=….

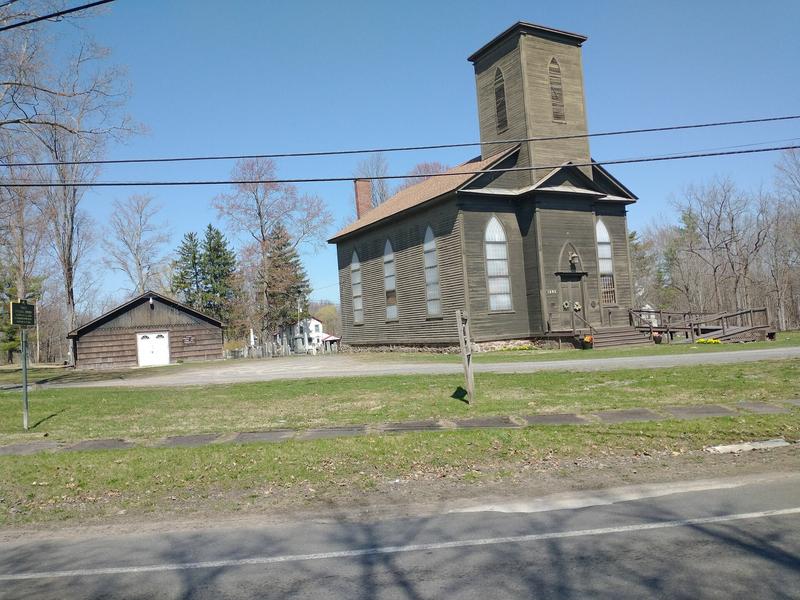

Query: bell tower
left=468, top=22, right=592, bottom=186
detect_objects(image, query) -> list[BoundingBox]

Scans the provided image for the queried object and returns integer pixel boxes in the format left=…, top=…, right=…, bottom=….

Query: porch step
left=591, top=326, right=653, bottom=349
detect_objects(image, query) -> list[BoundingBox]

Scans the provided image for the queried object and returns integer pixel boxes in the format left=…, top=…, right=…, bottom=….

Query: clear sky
left=57, top=0, right=800, bottom=303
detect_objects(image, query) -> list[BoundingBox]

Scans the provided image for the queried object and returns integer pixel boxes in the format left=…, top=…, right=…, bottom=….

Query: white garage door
left=136, top=332, right=170, bottom=367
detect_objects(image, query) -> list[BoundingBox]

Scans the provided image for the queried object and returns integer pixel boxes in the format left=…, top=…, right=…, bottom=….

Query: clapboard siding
left=460, top=196, right=531, bottom=341
left=472, top=35, right=531, bottom=189
left=337, top=196, right=467, bottom=345
left=72, top=295, right=223, bottom=369
left=521, top=34, right=591, bottom=180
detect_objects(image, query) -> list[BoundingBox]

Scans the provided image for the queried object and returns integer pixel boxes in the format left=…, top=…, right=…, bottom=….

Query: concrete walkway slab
left=234, top=430, right=295, bottom=444
left=737, top=402, right=789, bottom=414
left=664, top=405, right=737, bottom=419
left=298, top=426, right=367, bottom=440
left=451, top=416, right=516, bottom=429
left=382, top=420, right=442, bottom=432
left=592, top=408, right=665, bottom=424
left=524, top=414, right=588, bottom=426
left=68, top=439, right=134, bottom=451
left=0, top=440, right=62, bottom=456
left=160, top=433, right=221, bottom=448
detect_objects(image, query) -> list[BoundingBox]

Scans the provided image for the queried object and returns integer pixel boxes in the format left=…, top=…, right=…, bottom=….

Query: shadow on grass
left=450, top=387, right=470, bottom=404
left=29, top=408, right=67, bottom=430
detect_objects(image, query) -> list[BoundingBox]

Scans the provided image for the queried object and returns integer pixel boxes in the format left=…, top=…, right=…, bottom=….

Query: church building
left=328, top=22, right=642, bottom=346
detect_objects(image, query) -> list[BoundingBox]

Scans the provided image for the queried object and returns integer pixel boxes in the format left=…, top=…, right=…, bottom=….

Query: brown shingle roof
left=328, top=145, right=519, bottom=242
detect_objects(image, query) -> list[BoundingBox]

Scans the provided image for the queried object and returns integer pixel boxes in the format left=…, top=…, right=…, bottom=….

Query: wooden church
left=329, top=22, right=648, bottom=348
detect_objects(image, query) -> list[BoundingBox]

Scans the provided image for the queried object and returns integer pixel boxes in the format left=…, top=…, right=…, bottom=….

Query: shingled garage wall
left=70, top=293, right=223, bottom=369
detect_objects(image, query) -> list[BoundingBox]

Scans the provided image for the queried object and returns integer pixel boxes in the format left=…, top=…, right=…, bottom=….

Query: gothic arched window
left=350, top=251, right=363, bottom=323
left=494, top=68, right=508, bottom=132
left=596, top=219, right=616, bottom=304
left=549, top=58, right=565, bottom=122
left=423, top=226, right=441, bottom=316
left=485, top=216, right=512, bottom=311
left=383, top=240, right=398, bottom=320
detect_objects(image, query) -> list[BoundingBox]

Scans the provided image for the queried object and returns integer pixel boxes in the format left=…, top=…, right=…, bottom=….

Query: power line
left=0, top=0, right=114, bottom=33
left=3, top=114, right=800, bottom=168
left=5, top=144, right=799, bottom=188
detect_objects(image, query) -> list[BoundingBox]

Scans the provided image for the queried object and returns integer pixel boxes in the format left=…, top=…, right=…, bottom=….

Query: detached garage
left=67, top=291, right=223, bottom=369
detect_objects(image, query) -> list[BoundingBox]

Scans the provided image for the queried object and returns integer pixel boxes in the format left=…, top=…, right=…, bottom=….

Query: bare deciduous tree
left=354, top=153, right=390, bottom=207
left=102, top=195, right=170, bottom=294
left=395, top=161, right=450, bottom=192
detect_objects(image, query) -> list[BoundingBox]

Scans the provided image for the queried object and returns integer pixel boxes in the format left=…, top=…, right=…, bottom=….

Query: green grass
left=1, top=359, right=798, bottom=445
left=352, top=331, right=800, bottom=364
left=1, top=413, right=797, bottom=527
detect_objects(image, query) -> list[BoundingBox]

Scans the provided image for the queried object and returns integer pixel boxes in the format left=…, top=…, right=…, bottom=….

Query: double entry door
left=136, top=332, right=170, bottom=367
left=557, top=273, right=587, bottom=331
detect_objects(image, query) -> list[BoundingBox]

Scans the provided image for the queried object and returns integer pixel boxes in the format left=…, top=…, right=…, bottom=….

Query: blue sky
left=61, top=0, right=800, bottom=302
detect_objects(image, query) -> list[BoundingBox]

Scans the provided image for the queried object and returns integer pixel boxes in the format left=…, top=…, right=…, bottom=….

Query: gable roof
left=67, top=290, right=222, bottom=339
left=328, top=145, right=520, bottom=243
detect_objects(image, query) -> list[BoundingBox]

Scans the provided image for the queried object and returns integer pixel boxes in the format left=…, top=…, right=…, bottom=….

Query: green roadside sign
left=10, top=300, right=35, bottom=327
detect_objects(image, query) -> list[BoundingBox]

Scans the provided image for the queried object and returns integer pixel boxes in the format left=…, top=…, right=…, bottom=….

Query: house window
left=423, top=226, right=441, bottom=316
left=383, top=240, right=398, bottom=320
left=549, top=58, right=565, bottom=122
left=315, top=324, right=320, bottom=333
left=350, top=251, right=363, bottom=323
left=494, top=68, right=508, bottom=132
left=596, top=219, right=616, bottom=304
left=485, top=216, right=512, bottom=311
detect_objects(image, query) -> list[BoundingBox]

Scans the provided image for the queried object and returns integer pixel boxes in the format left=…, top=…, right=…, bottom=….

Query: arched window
left=485, top=216, right=512, bottom=311
left=383, top=240, right=398, bottom=320
left=494, top=68, right=508, bottom=132
left=350, top=251, right=363, bottom=323
left=549, top=58, right=565, bottom=122
left=596, top=220, right=616, bottom=304
left=423, top=227, right=441, bottom=316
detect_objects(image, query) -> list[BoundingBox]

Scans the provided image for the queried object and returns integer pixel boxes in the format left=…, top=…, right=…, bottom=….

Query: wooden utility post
left=10, top=299, right=35, bottom=430
left=455, top=310, right=475, bottom=404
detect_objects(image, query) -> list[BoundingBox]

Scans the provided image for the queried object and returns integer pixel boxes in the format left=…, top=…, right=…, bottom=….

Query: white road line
left=2, top=507, right=799, bottom=582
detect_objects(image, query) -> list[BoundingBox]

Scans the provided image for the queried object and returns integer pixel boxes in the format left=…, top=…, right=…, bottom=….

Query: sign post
left=10, top=300, right=35, bottom=431
left=455, top=310, right=475, bottom=404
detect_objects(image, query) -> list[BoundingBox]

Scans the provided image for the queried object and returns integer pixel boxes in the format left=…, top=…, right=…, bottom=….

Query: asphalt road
left=52, top=345, right=800, bottom=388
left=2, top=472, right=799, bottom=599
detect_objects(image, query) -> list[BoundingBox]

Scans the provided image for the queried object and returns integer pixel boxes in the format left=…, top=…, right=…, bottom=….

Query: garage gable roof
left=67, top=290, right=222, bottom=339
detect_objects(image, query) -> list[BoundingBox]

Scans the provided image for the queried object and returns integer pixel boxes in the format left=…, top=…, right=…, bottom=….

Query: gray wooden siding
left=337, top=196, right=467, bottom=345
left=459, top=196, right=531, bottom=341
left=536, top=197, right=602, bottom=328
left=95, top=299, right=212, bottom=330
left=76, top=323, right=221, bottom=369
left=595, top=204, right=634, bottom=323
left=472, top=36, right=532, bottom=189
left=521, top=34, right=591, bottom=180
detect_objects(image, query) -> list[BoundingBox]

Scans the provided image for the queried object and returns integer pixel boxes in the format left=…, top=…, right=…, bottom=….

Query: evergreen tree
left=200, top=225, right=237, bottom=323
left=262, top=222, right=310, bottom=334
left=171, top=232, right=204, bottom=309
left=0, top=267, right=19, bottom=364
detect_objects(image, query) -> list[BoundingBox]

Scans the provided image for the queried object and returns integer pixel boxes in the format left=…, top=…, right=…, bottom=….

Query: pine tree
left=200, top=225, right=237, bottom=323
left=171, top=232, right=204, bottom=309
left=262, top=222, right=310, bottom=335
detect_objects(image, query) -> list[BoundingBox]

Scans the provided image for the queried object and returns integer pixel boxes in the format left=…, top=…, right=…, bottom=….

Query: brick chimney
left=354, top=178, right=372, bottom=219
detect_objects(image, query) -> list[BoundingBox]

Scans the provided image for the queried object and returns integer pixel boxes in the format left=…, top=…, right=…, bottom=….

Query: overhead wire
left=2, top=114, right=799, bottom=168
left=5, top=143, right=800, bottom=187
left=0, top=0, right=114, bottom=32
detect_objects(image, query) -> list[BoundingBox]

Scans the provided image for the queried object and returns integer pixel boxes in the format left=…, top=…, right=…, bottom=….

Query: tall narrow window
left=383, top=240, right=398, bottom=320
left=485, top=216, right=512, bottom=311
left=549, top=58, right=565, bottom=122
left=350, top=251, right=363, bottom=324
left=494, top=68, right=508, bottom=132
left=596, top=220, right=616, bottom=304
left=423, top=227, right=441, bottom=316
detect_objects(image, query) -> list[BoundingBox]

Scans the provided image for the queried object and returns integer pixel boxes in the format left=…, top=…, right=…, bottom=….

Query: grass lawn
left=1, top=413, right=797, bottom=527
left=1, top=359, right=798, bottom=445
left=352, top=331, right=800, bottom=364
